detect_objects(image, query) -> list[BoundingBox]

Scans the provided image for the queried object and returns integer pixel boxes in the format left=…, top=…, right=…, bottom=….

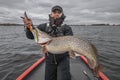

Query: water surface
left=0, top=25, right=120, bottom=80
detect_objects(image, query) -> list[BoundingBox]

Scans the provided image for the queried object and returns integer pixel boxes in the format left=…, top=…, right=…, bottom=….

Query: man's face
left=50, top=10, right=62, bottom=19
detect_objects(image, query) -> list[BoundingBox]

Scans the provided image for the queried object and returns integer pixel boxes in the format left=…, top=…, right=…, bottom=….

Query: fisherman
left=23, top=5, right=73, bottom=80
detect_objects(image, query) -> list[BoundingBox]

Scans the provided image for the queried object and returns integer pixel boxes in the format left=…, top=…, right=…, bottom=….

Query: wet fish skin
left=33, top=27, right=101, bottom=77
left=46, top=36, right=97, bottom=65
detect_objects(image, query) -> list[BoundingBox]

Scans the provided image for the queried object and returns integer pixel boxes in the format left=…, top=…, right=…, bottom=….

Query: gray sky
left=0, top=0, right=120, bottom=25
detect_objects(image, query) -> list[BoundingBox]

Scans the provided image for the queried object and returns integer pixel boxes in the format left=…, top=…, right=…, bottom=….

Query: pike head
left=33, top=28, right=52, bottom=44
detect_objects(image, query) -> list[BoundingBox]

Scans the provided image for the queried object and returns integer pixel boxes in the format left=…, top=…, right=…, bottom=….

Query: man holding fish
left=22, top=5, right=102, bottom=80
left=23, top=5, right=73, bottom=80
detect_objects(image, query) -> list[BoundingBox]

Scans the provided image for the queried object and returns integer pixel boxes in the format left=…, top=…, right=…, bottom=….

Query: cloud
left=0, top=0, right=120, bottom=24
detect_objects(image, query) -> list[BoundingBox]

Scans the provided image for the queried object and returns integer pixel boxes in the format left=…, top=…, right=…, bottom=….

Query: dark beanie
left=51, top=5, right=63, bottom=12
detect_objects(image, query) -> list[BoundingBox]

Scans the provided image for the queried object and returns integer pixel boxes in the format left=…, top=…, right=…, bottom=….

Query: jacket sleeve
left=25, top=23, right=46, bottom=40
left=25, top=27, right=34, bottom=39
left=63, top=24, right=73, bottom=36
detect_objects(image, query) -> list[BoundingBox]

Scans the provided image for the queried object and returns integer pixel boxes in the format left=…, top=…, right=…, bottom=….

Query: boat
left=16, top=55, right=109, bottom=80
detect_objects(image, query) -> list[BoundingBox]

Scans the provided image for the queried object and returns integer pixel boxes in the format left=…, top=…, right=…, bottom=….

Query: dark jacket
left=25, top=23, right=73, bottom=39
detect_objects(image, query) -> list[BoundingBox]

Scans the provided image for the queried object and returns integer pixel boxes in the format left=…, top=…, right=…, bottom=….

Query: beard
left=49, top=14, right=66, bottom=26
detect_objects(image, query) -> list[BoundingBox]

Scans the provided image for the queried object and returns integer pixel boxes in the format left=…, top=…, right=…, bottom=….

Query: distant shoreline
left=0, top=23, right=24, bottom=26
left=0, top=23, right=120, bottom=26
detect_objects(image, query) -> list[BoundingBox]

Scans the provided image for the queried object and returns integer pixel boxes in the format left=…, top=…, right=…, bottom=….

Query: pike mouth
left=40, top=42, right=49, bottom=45
left=36, top=37, right=52, bottom=44
left=39, top=40, right=52, bottom=46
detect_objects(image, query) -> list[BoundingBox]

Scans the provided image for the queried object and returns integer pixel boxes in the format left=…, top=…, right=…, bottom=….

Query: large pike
left=21, top=12, right=102, bottom=77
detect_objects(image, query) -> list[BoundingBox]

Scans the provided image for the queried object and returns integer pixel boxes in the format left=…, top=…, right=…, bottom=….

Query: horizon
left=0, top=22, right=119, bottom=26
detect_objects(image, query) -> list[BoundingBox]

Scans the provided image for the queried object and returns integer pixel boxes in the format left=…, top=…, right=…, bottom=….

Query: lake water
left=0, top=25, right=120, bottom=80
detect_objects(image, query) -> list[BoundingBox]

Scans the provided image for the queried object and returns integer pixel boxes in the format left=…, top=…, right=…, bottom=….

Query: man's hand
left=21, top=17, right=33, bottom=32
left=22, top=18, right=33, bottom=29
left=21, top=12, right=34, bottom=32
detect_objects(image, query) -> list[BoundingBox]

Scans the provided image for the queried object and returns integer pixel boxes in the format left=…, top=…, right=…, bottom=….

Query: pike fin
left=94, top=64, right=103, bottom=77
left=70, top=51, right=76, bottom=59
left=87, top=58, right=103, bottom=77
left=87, top=58, right=95, bottom=69
left=41, top=46, right=47, bottom=53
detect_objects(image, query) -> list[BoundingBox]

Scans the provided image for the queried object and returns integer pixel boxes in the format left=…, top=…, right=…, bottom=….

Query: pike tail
left=94, top=64, right=103, bottom=77
left=87, top=59, right=103, bottom=77
left=87, top=43, right=98, bottom=69
left=88, top=43, right=103, bottom=77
